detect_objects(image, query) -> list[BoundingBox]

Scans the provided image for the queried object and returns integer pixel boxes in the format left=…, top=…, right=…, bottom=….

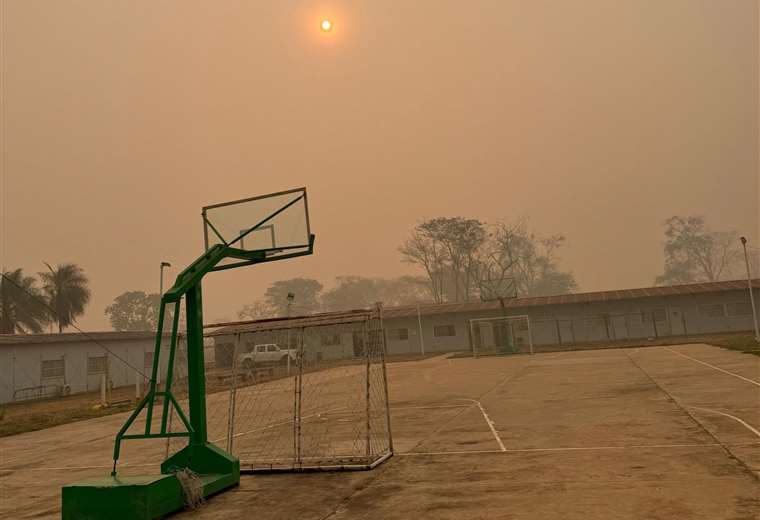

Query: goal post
left=470, top=315, right=533, bottom=357
left=197, top=306, right=393, bottom=473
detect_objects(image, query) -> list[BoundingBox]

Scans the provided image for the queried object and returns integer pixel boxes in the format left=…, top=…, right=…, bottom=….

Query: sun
left=320, top=19, right=333, bottom=32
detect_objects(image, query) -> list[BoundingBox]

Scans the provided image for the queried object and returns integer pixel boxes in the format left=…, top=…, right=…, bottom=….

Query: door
left=352, top=331, right=365, bottom=357
left=557, top=320, right=575, bottom=344
left=255, top=344, right=267, bottom=363
left=669, top=308, right=685, bottom=336
left=493, top=322, right=513, bottom=351
left=611, top=315, right=628, bottom=340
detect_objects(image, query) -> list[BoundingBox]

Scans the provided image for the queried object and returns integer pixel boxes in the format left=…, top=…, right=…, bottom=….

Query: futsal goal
left=470, top=315, right=533, bottom=357
left=164, top=306, right=394, bottom=473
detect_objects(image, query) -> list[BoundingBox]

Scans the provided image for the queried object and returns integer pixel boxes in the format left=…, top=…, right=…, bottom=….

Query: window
left=726, top=302, right=752, bottom=317
left=388, top=328, right=409, bottom=341
left=321, top=334, right=341, bottom=346
left=144, top=351, right=154, bottom=369
left=256, top=345, right=267, bottom=353
left=267, top=345, right=278, bottom=352
left=87, top=356, right=107, bottom=375
left=41, top=358, right=65, bottom=379
left=641, top=309, right=667, bottom=322
left=698, top=304, right=725, bottom=318
left=434, top=324, right=456, bottom=337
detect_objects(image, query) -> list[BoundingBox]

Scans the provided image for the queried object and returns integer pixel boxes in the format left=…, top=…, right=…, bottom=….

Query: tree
left=399, top=228, right=448, bottom=303
left=38, top=263, right=91, bottom=333
left=311, top=276, right=433, bottom=312
left=377, top=276, right=431, bottom=307
left=238, top=300, right=276, bottom=321
left=105, top=291, right=161, bottom=331
left=322, top=276, right=379, bottom=311
left=400, top=217, right=487, bottom=303
left=264, top=278, right=323, bottom=316
left=0, top=269, right=49, bottom=334
left=401, top=217, right=576, bottom=301
left=656, top=216, right=742, bottom=285
left=487, top=220, right=578, bottom=297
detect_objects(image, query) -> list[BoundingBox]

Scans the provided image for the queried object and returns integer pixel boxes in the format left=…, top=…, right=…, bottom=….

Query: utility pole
left=739, top=237, right=759, bottom=343
left=416, top=305, right=425, bottom=356
left=286, top=292, right=295, bottom=373
left=158, top=261, right=171, bottom=384
left=159, top=261, right=172, bottom=299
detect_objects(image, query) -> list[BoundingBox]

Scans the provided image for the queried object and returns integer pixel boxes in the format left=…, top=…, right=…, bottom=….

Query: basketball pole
left=63, top=189, right=316, bottom=520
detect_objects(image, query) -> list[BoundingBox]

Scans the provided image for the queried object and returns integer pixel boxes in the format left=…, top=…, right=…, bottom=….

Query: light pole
left=416, top=305, right=425, bottom=356
left=159, top=261, right=172, bottom=299
left=286, top=292, right=295, bottom=373
left=739, top=238, right=759, bottom=343
left=158, top=260, right=172, bottom=456
left=157, top=261, right=171, bottom=385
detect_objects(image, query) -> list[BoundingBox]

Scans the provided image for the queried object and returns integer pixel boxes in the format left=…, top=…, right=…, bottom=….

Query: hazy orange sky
left=1, top=1, right=758, bottom=330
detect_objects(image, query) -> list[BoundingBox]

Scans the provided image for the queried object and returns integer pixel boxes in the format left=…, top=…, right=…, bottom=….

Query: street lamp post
left=159, top=261, right=172, bottom=299
left=739, top=237, right=759, bottom=343
left=158, top=261, right=173, bottom=456
left=286, top=292, right=295, bottom=373
left=157, top=262, right=172, bottom=386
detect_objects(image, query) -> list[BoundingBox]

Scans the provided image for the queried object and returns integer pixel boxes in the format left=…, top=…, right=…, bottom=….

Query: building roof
left=382, top=279, right=760, bottom=319
left=205, top=279, right=760, bottom=335
left=205, top=309, right=376, bottom=337
left=1, top=279, right=756, bottom=344
left=0, top=330, right=163, bottom=346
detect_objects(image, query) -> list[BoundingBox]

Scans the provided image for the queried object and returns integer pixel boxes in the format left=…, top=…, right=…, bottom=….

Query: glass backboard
left=203, top=188, right=311, bottom=262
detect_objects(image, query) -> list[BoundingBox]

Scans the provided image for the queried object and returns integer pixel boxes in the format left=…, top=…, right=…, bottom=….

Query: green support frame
left=63, top=236, right=315, bottom=520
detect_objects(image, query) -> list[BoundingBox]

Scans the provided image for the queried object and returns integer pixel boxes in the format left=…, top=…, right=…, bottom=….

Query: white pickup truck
left=237, top=343, right=297, bottom=370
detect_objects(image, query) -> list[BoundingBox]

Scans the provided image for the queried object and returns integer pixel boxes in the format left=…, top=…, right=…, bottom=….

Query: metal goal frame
left=199, top=306, right=394, bottom=474
left=469, top=315, right=534, bottom=356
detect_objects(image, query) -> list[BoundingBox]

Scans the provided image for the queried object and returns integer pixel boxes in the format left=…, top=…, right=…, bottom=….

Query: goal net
left=470, top=315, right=533, bottom=357
left=192, top=308, right=393, bottom=473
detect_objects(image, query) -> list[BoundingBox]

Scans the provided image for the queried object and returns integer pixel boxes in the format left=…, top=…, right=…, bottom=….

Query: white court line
left=687, top=406, right=760, bottom=438
left=663, top=347, right=760, bottom=387
left=458, top=399, right=506, bottom=452
left=392, top=405, right=469, bottom=411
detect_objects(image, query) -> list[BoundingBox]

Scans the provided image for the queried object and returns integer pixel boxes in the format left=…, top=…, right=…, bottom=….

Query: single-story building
left=381, top=279, right=760, bottom=355
left=0, top=279, right=757, bottom=404
left=0, top=331, right=159, bottom=404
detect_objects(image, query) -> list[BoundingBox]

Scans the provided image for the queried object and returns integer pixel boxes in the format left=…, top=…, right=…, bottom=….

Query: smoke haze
left=1, top=1, right=757, bottom=329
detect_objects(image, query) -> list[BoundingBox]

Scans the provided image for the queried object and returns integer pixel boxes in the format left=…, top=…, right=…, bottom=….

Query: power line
left=0, top=271, right=150, bottom=379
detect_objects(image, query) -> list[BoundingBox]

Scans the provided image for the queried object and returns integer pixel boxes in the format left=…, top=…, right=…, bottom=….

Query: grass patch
left=0, top=402, right=134, bottom=437
left=708, top=334, right=760, bottom=357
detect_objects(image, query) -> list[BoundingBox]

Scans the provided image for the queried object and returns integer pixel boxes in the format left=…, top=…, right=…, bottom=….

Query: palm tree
left=0, top=269, right=49, bottom=334
left=39, top=263, right=91, bottom=333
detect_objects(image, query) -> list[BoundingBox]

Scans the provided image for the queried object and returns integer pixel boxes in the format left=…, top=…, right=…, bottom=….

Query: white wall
left=0, top=335, right=161, bottom=404
left=383, top=288, right=759, bottom=354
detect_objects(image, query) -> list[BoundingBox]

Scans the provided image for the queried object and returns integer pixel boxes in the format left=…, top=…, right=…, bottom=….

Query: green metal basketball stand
left=62, top=190, right=314, bottom=519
